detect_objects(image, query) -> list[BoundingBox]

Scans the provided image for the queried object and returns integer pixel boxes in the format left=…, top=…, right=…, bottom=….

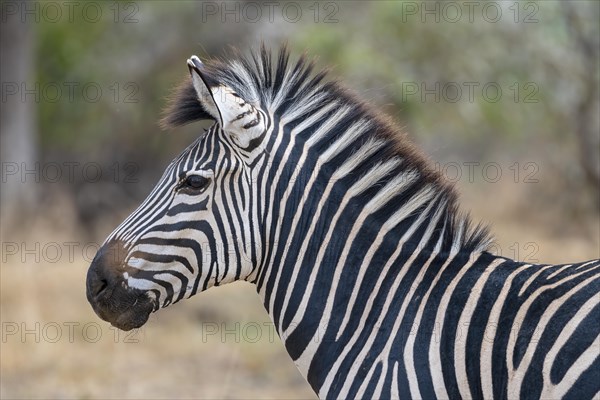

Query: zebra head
left=86, top=55, right=269, bottom=330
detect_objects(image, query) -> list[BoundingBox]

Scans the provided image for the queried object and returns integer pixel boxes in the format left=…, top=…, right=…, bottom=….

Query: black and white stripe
left=100, top=46, right=600, bottom=399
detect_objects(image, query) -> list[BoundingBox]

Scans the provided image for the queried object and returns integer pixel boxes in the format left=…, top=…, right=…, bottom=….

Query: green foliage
left=31, top=0, right=598, bottom=199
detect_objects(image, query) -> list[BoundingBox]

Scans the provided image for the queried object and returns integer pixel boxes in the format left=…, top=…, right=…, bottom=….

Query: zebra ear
left=187, top=56, right=221, bottom=121
left=159, top=57, right=217, bottom=129
left=187, top=56, right=266, bottom=150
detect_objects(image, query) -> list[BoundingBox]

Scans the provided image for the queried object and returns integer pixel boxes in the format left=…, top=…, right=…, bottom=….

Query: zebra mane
left=161, top=45, right=493, bottom=253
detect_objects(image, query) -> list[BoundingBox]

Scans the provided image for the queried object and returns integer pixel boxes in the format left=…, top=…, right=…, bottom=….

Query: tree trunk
left=0, top=2, right=38, bottom=239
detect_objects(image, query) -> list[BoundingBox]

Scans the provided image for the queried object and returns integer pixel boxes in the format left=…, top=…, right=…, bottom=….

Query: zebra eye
left=182, top=175, right=210, bottom=191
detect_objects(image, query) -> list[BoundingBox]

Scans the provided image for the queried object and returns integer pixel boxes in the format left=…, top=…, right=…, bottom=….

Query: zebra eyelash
left=175, top=174, right=212, bottom=193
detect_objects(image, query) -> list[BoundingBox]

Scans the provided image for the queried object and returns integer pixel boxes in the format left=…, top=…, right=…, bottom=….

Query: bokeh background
left=1, top=1, right=599, bottom=399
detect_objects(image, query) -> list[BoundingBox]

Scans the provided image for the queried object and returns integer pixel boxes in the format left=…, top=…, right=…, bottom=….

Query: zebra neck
left=251, top=155, right=491, bottom=384
left=260, top=242, right=501, bottom=397
left=258, top=232, right=511, bottom=394
left=249, top=108, right=494, bottom=392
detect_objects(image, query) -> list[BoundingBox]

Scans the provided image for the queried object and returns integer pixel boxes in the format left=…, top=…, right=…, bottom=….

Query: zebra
left=86, top=46, right=600, bottom=399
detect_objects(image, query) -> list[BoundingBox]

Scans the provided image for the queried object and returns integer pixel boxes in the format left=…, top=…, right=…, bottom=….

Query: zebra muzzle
left=86, top=240, right=154, bottom=331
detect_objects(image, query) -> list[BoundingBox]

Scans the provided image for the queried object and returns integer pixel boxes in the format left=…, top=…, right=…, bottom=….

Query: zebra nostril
left=87, top=240, right=128, bottom=303
left=92, top=278, right=109, bottom=297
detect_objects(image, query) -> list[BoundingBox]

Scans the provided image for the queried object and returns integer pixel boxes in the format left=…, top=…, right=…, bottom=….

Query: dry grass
left=459, top=180, right=599, bottom=264
left=1, top=262, right=315, bottom=399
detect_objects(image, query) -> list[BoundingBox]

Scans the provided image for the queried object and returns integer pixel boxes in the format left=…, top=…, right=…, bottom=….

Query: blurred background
left=1, top=1, right=599, bottom=398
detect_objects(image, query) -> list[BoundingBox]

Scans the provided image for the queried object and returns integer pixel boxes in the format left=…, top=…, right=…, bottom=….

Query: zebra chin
left=86, top=240, right=156, bottom=331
